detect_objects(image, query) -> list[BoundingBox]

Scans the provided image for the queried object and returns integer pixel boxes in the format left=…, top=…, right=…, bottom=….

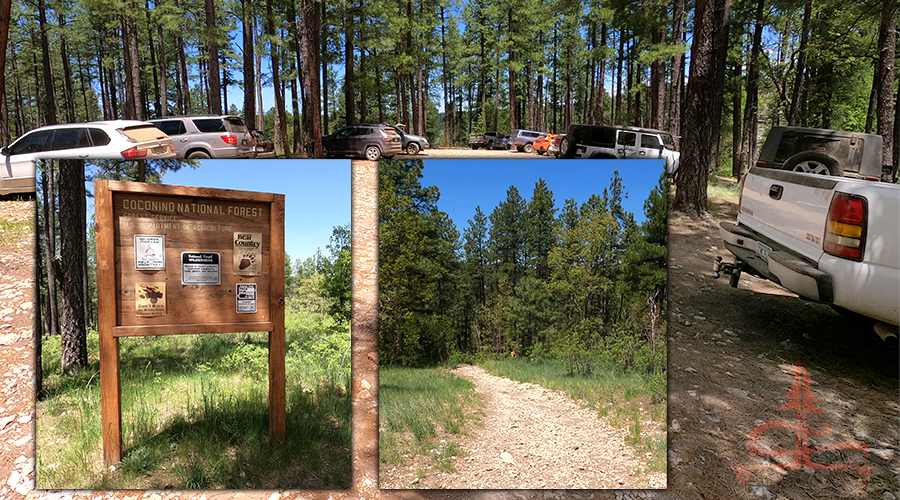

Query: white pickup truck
left=716, top=166, right=900, bottom=343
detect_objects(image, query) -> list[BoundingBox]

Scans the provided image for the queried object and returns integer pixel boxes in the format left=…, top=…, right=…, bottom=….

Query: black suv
left=322, top=123, right=403, bottom=160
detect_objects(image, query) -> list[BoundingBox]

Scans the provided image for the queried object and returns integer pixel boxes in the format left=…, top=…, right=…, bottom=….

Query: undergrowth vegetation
left=36, top=310, right=351, bottom=489
left=379, top=366, right=482, bottom=476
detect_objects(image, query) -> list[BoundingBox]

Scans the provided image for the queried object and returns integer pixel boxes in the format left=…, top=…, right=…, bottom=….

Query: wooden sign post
left=94, top=180, right=286, bottom=466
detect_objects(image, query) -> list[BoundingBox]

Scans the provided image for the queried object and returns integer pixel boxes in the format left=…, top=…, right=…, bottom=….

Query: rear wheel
left=559, top=135, right=576, bottom=159
left=365, top=145, right=382, bottom=161
left=187, top=150, right=211, bottom=159
left=524, top=143, right=534, bottom=154
left=782, top=152, right=843, bottom=176
left=406, top=142, right=421, bottom=155
left=470, top=145, right=478, bottom=150
left=487, top=140, right=494, bottom=150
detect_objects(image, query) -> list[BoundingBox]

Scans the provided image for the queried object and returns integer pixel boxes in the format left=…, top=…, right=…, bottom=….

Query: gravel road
left=380, top=365, right=666, bottom=490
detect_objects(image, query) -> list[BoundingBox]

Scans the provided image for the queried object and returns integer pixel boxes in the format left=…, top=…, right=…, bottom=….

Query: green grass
left=379, top=366, right=481, bottom=474
left=479, top=357, right=667, bottom=475
left=707, top=175, right=742, bottom=202
left=36, top=310, right=351, bottom=489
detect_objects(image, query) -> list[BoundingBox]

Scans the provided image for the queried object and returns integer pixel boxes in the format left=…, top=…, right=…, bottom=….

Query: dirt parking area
left=393, top=147, right=555, bottom=160
left=665, top=184, right=899, bottom=500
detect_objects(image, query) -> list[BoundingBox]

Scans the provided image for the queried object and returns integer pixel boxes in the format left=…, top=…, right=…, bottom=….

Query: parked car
left=388, top=125, right=429, bottom=155
left=492, top=134, right=511, bottom=150
left=149, top=115, right=253, bottom=159
left=533, top=133, right=558, bottom=155
left=322, top=123, right=403, bottom=160
left=755, top=126, right=888, bottom=180
left=249, top=129, right=275, bottom=158
left=548, top=134, right=564, bottom=157
left=1, top=120, right=175, bottom=194
left=508, top=129, right=545, bottom=153
left=468, top=131, right=506, bottom=150
left=558, top=124, right=680, bottom=174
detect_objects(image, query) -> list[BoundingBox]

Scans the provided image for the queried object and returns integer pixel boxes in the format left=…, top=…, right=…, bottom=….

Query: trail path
left=381, top=364, right=666, bottom=490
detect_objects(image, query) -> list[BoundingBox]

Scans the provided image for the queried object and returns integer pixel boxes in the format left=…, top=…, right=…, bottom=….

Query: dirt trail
left=381, top=364, right=666, bottom=490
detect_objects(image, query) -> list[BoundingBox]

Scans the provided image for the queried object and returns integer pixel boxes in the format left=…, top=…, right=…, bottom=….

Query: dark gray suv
left=756, top=126, right=887, bottom=179
left=322, top=123, right=403, bottom=160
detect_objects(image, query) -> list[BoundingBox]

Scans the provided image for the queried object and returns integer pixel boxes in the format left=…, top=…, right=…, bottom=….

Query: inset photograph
left=378, top=158, right=668, bottom=489
left=35, top=159, right=351, bottom=489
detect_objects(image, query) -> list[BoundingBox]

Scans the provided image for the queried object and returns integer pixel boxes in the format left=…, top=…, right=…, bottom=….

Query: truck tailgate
left=737, top=167, right=837, bottom=261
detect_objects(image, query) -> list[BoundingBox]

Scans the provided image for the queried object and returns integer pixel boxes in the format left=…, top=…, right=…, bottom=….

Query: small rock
left=670, top=419, right=681, bottom=433
left=685, top=367, right=697, bottom=374
left=687, top=390, right=697, bottom=397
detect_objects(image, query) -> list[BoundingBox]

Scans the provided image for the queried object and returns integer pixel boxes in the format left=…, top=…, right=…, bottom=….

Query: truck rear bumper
left=719, top=222, right=834, bottom=303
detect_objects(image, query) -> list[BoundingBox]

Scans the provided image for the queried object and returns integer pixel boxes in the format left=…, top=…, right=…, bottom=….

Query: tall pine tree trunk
left=787, top=0, right=811, bottom=126
left=875, top=0, right=897, bottom=166
left=57, top=159, right=88, bottom=372
left=670, top=0, right=684, bottom=147
left=205, top=0, right=222, bottom=115
left=674, top=0, right=733, bottom=217
left=0, top=0, right=11, bottom=143
left=301, top=0, right=322, bottom=157
left=241, top=0, right=255, bottom=129
left=41, top=165, right=59, bottom=338
left=265, top=0, right=288, bottom=155
left=344, top=9, right=355, bottom=125
left=38, top=0, right=59, bottom=125
left=740, top=0, right=764, bottom=174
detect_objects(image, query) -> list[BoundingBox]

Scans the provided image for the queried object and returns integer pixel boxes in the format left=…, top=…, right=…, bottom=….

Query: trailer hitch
left=713, top=256, right=742, bottom=288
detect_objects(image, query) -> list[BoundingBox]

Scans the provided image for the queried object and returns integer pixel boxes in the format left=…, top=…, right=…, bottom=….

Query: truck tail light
left=121, top=147, right=147, bottom=159
left=824, top=193, right=867, bottom=261
left=221, top=135, right=238, bottom=145
left=755, top=161, right=768, bottom=168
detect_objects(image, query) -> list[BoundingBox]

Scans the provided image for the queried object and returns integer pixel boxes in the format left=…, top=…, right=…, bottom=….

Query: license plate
left=757, top=241, right=772, bottom=262
left=152, top=146, right=168, bottom=154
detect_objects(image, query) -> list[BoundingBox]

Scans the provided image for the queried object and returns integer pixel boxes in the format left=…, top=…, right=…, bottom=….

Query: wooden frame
left=94, top=179, right=286, bottom=465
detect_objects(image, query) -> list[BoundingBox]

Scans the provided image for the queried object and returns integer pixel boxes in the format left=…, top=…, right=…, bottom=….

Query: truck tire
left=559, top=135, right=576, bottom=159
left=524, top=143, right=534, bottom=154
left=782, top=152, right=843, bottom=176
left=470, top=145, right=478, bottom=150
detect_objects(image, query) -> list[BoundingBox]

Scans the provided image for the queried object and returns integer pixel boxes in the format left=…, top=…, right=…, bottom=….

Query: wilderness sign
left=94, top=180, right=286, bottom=466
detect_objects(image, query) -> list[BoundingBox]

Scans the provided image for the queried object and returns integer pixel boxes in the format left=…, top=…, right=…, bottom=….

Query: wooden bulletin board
left=94, top=179, right=286, bottom=465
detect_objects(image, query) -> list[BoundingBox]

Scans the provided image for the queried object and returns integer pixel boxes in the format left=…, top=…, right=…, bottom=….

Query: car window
left=48, top=128, right=91, bottom=151
left=525, top=132, right=540, bottom=138
left=192, top=118, right=227, bottom=133
left=617, top=132, right=637, bottom=147
left=88, top=128, right=111, bottom=146
left=224, top=117, right=248, bottom=133
left=588, top=127, right=615, bottom=147
left=152, top=120, right=187, bottom=136
left=9, top=130, right=54, bottom=155
left=773, top=132, right=856, bottom=165
left=353, top=128, right=372, bottom=136
left=335, top=127, right=353, bottom=137
left=640, top=134, right=661, bottom=149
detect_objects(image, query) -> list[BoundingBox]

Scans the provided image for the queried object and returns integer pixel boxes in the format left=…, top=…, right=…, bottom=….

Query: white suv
left=0, top=120, right=175, bottom=194
left=149, top=115, right=253, bottom=159
left=559, top=124, right=680, bottom=174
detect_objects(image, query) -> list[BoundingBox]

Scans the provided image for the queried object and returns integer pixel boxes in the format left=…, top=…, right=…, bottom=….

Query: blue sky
left=416, top=159, right=665, bottom=235
left=160, top=160, right=351, bottom=262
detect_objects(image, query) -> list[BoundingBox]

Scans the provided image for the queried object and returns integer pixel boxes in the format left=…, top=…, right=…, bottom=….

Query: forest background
left=1, top=0, right=896, bottom=197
